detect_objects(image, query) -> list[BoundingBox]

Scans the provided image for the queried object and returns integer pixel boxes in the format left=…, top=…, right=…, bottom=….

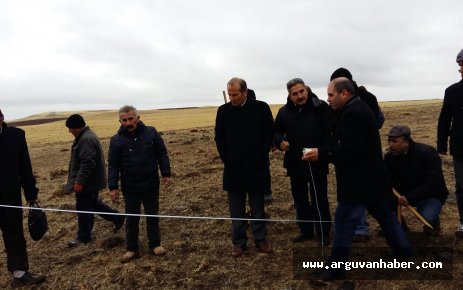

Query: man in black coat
left=215, top=77, right=274, bottom=257
left=303, top=78, right=412, bottom=280
left=65, top=114, right=124, bottom=247
left=247, top=88, right=273, bottom=203
left=330, top=67, right=385, bottom=241
left=0, top=109, right=45, bottom=287
left=274, top=78, right=333, bottom=245
left=108, top=105, right=172, bottom=263
left=437, top=47, right=463, bottom=236
left=385, top=125, right=448, bottom=236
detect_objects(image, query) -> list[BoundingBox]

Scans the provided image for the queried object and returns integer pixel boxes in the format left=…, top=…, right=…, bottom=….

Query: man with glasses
left=108, top=105, right=172, bottom=263
left=274, top=78, right=333, bottom=245
left=215, top=77, right=274, bottom=257
left=437, top=48, right=463, bottom=237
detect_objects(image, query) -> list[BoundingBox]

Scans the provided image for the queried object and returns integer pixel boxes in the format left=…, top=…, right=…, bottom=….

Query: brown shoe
left=232, top=245, right=244, bottom=257
left=153, top=246, right=167, bottom=256
left=120, top=251, right=139, bottom=263
left=256, top=241, right=273, bottom=254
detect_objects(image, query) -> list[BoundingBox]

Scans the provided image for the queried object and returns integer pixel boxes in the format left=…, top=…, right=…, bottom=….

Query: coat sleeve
left=153, top=128, right=171, bottom=177
left=261, top=102, right=274, bottom=153
left=75, top=136, right=97, bottom=186
left=406, top=148, right=447, bottom=204
left=107, top=136, right=121, bottom=190
left=273, top=108, right=286, bottom=150
left=18, top=130, right=39, bottom=201
left=437, top=90, right=452, bottom=153
left=214, top=106, right=227, bottom=164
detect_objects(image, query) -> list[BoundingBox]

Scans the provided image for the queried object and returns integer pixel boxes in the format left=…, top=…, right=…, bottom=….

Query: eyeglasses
left=286, top=78, right=305, bottom=90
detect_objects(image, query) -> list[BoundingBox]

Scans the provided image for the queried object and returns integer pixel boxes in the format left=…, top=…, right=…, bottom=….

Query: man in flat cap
left=65, top=114, right=124, bottom=247
left=437, top=48, right=463, bottom=236
left=0, top=109, right=46, bottom=287
left=386, top=125, right=448, bottom=236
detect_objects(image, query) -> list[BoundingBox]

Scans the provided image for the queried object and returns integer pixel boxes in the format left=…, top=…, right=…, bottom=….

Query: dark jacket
left=108, top=122, right=171, bottom=194
left=437, top=80, right=463, bottom=157
left=384, top=140, right=448, bottom=205
left=319, top=96, right=391, bottom=205
left=214, top=98, right=274, bottom=192
left=0, top=122, right=38, bottom=205
left=274, top=93, right=333, bottom=177
left=355, top=82, right=384, bottom=129
left=66, top=127, right=107, bottom=193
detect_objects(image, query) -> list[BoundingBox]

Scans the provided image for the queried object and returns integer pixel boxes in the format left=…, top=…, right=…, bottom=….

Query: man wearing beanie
left=437, top=48, right=463, bottom=237
left=65, top=114, right=124, bottom=247
left=0, top=109, right=46, bottom=287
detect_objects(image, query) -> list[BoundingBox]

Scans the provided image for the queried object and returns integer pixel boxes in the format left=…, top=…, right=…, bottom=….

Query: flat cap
left=387, top=125, right=411, bottom=137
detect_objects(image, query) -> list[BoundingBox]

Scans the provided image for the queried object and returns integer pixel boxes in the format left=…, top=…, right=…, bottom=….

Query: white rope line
left=0, top=204, right=333, bottom=223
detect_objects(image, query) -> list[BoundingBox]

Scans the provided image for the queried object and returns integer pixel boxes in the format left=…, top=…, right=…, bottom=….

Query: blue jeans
left=354, top=211, right=370, bottom=236
left=454, top=157, right=463, bottom=224
left=414, top=198, right=443, bottom=228
left=329, top=202, right=412, bottom=275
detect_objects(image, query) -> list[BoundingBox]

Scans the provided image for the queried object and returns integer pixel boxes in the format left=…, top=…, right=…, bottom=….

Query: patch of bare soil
left=8, top=117, right=67, bottom=127
left=1, top=103, right=463, bottom=289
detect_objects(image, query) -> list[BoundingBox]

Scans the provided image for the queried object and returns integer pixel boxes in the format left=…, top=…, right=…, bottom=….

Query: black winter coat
left=384, top=140, right=448, bottom=205
left=215, top=98, right=274, bottom=192
left=274, top=93, right=333, bottom=177
left=0, top=123, right=38, bottom=205
left=108, top=122, right=171, bottom=194
left=319, top=96, right=391, bottom=205
left=66, top=127, right=107, bottom=193
left=437, top=80, right=463, bottom=157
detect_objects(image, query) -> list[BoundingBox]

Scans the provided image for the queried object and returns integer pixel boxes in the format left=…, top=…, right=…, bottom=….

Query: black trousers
left=75, top=191, right=121, bottom=242
left=227, top=190, right=267, bottom=247
left=0, top=207, right=29, bottom=272
left=289, top=172, right=331, bottom=238
left=123, top=190, right=160, bottom=251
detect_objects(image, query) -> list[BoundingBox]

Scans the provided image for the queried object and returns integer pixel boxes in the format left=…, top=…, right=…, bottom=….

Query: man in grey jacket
left=65, top=114, right=124, bottom=247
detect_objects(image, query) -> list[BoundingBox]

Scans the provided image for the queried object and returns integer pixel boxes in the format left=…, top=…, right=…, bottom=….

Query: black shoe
left=352, top=234, right=371, bottom=243
left=309, top=269, right=346, bottom=281
left=11, top=272, right=45, bottom=288
left=292, top=233, right=313, bottom=243
left=114, top=216, right=125, bottom=233
left=423, top=225, right=440, bottom=237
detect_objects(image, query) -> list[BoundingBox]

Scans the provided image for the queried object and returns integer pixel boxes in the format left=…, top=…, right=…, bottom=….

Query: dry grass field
left=1, top=99, right=462, bottom=289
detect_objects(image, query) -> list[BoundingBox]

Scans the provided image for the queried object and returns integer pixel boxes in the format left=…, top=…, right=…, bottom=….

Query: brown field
left=1, top=99, right=462, bottom=289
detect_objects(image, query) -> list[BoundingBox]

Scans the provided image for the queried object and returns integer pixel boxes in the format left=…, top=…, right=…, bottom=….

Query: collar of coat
left=118, top=121, right=146, bottom=137
left=285, top=92, right=323, bottom=111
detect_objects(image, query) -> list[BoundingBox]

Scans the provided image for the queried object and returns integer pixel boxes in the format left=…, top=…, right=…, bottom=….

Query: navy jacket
left=319, top=96, right=391, bottom=205
left=274, top=93, right=333, bottom=177
left=437, top=80, right=463, bottom=157
left=214, top=98, right=274, bottom=192
left=108, top=122, right=171, bottom=194
left=0, top=123, right=38, bottom=205
left=385, top=140, right=448, bottom=205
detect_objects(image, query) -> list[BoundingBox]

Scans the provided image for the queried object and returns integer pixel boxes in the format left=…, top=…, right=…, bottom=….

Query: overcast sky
left=1, top=0, right=462, bottom=120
